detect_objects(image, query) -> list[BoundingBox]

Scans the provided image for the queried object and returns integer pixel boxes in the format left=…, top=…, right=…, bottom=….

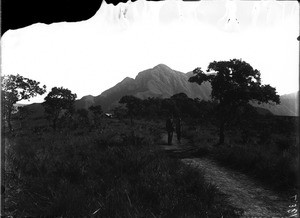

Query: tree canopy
left=189, top=59, right=280, bottom=144
left=1, top=74, right=46, bottom=132
left=43, top=87, right=77, bottom=130
left=119, top=95, right=142, bottom=125
left=189, top=59, right=280, bottom=106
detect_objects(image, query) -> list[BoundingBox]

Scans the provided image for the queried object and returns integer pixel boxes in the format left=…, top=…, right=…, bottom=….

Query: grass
left=3, top=118, right=242, bottom=217
left=182, top=115, right=299, bottom=193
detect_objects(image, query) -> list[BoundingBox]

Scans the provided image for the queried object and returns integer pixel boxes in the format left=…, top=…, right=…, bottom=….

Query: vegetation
left=182, top=112, right=298, bottom=192
left=119, top=95, right=142, bottom=125
left=117, top=94, right=215, bottom=121
left=1, top=74, right=46, bottom=132
left=75, top=108, right=90, bottom=128
left=3, top=59, right=297, bottom=217
left=89, top=105, right=103, bottom=127
left=189, top=59, right=280, bottom=144
left=42, top=87, right=77, bottom=130
left=3, top=119, right=242, bottom=217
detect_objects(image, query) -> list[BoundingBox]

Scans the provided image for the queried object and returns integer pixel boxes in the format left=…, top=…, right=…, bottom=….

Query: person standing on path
left=166, top=116, right=174, bottom=145
left=175, top=117, right=182, bottom=143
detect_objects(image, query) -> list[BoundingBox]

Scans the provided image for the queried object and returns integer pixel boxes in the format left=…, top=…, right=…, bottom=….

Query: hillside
left=77, top=64, right=212, bottom=111
left=254, top=92, right=299, bottom=116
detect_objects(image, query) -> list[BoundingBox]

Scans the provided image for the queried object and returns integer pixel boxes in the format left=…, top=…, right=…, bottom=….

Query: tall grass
left=4, top=119, right=242, bottom=217
left=183, top=116, right=298, bottom=192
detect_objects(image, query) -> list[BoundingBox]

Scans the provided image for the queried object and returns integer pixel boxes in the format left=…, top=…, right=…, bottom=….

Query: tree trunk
left=129, top=111, right=133, bottom=126
left=8, top=109, right=12, bottom=133
left=218, top=120, right=225, bottom=145
left=53, top=117, right=57, bottom=130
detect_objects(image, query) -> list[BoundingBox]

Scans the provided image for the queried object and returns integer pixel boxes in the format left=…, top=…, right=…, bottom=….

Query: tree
left=1, top=74, right=46, bottom=132
left=170, top=93, right=200, bottom=117
left=119, top=95, right=142, bottom=125
left=42, top=87, right=77, bottom=130
left=189, top=59, right=280, bottom=144
left=112, top=105, right=127, bottom=120
left=161, top=98, right=178, bottom=117
left=141, top=97, right=163, bottom=118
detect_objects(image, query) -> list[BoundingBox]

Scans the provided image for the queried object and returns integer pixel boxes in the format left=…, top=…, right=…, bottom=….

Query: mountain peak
left=154, top=64, right=172, bottom=71
left=81, top=95, right=94, bottom=101
left=121, top=76, right=134, bottom=83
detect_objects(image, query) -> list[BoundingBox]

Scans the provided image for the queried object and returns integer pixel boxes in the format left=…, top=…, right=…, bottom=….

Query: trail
left=161, top=133, right=296, bottom=217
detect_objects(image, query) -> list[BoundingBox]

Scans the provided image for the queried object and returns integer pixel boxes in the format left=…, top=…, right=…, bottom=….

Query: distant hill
left=24, top=64, right=298, bottom=117
left=254, top=92, right=299, bottom=116
left=76, top=64, right=212, bottom=111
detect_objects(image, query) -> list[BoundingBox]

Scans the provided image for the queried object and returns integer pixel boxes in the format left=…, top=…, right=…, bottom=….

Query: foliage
left=189, top=59, right=280, bottom=144
left=161, top=98, right=177, bottom=116
left=115, top=94, right=217, bottom=121
left=4, top=120, right=242, bottom=217
left=171, top=93, right=201, bottom=117
left=140, top=97, right=163, bottom=118
left=112, top=105, right=127, bottom=119
left=1, top=74, right=46, bottom=132
left=42, top=87, right=77, bottom=130
left=119, top=95, right=143, bottom=124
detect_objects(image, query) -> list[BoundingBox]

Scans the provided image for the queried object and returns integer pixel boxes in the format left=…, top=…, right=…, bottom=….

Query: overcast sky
left=1, top=0, right=299, bottom=104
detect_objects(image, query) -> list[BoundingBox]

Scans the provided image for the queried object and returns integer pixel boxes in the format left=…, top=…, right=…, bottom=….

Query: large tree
left=189, top=59, right=280, bottom=144
left=42, top=87, right=77, bottom=130
left=1, top=74, right=46, bottom=132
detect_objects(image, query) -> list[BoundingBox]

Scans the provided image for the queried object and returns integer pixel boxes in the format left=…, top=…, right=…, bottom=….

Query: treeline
left=1, top=74, right=104, bottom=133
left=116, top=93, right=217, bottom=121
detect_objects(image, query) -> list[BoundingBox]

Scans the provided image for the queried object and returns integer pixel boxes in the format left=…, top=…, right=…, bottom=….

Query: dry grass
left=3, top=118, right=241, bottom=217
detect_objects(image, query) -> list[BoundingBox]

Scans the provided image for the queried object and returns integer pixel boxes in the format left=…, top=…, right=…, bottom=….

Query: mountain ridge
left=84, top=64, right=212, bottom=111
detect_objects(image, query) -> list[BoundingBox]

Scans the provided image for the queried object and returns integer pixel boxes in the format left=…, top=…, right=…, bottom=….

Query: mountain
left=74, top=95, right=95, bottom=110
left=254, top=92, right=299, bottom=116
left=76, top=64, right=212, bottom=111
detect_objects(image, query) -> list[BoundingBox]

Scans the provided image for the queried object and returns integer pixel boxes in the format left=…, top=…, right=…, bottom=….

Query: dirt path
left=161, top=133, right=296, bottom=217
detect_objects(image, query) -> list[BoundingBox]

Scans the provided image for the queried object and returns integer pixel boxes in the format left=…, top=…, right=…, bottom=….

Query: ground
left=160, top=132, right=297, bottom=217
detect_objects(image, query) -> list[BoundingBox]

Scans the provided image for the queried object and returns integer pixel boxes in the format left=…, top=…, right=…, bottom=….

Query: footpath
left=160, top=133, right=297, bottom=217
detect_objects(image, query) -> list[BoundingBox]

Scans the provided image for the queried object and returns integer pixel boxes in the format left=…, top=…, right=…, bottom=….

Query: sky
left=1, top=0, right=299, bottom=104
